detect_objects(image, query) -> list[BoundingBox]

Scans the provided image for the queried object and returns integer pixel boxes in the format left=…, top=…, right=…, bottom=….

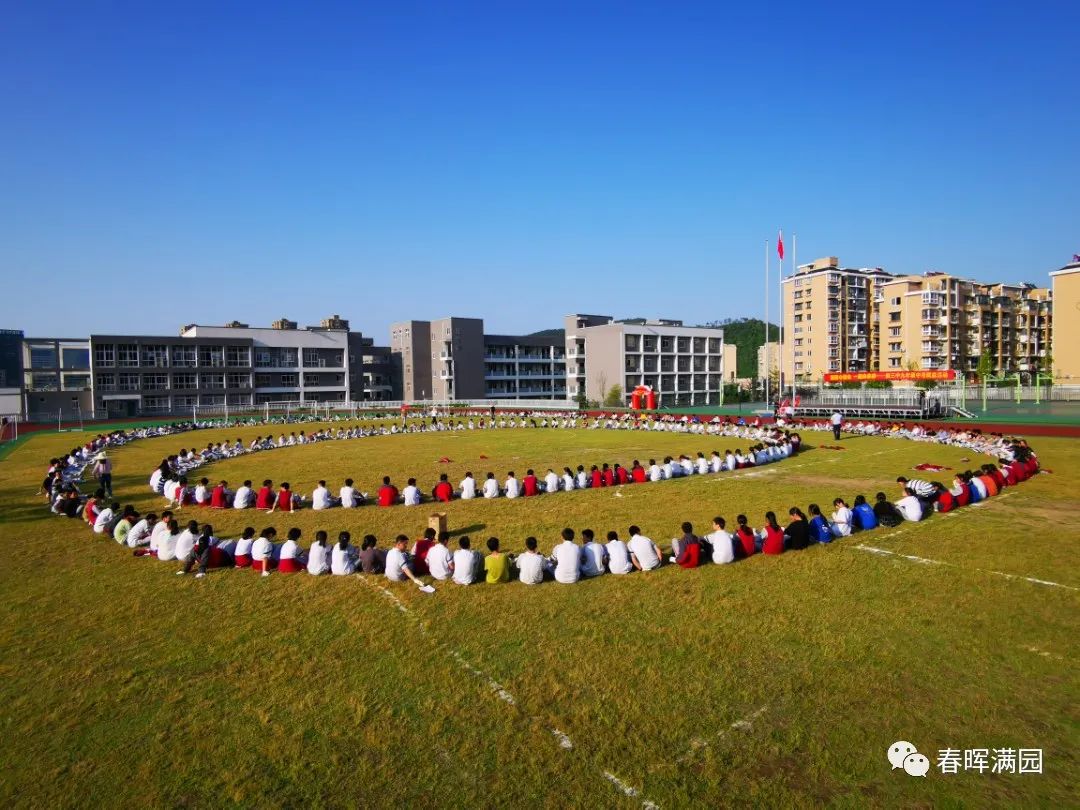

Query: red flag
left=777, top=230, right=784, bottom=260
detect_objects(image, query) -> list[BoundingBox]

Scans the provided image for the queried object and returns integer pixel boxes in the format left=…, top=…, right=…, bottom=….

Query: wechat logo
left=888, top=741, right=930, bottom=777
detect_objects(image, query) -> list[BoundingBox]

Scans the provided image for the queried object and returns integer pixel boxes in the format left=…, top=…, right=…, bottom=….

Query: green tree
left=575, top=390, right=589, bottom=410
left=603, top=384, right=624, bottom=408
left=976, top=349, right=994, bottom=382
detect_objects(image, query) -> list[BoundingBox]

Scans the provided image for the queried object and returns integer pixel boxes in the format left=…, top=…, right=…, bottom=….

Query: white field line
left=853, top=545, right=1078, bottom=591
left=1024, top=646, right=1066, bottom=662
left=672, top=705, right=769, bottom=766
left=359, top=576, right=660, bottom=808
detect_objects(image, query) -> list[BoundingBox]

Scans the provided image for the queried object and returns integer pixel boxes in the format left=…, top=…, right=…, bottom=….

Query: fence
left=799, top=385, right=1080, bottom=407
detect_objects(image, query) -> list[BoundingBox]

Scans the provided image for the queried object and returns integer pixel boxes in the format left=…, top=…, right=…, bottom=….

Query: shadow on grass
left=448, top=523, right=486, bottom=537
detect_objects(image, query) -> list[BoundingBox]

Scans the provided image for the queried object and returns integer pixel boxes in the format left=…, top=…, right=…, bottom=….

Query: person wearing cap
left=92, top=452, right=113, bottom=498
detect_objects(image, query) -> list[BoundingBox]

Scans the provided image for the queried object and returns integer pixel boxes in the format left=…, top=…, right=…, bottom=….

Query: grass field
left=0, top=422, right=1077, bottom=807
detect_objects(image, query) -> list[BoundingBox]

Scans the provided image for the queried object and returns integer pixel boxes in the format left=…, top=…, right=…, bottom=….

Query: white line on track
left=853, top=545, right=1078, bottom=591
left=358, top=576, right=662, bottom=808
left=1024, top=646, right=1065, bottom=661
left=672, top=705, right=769, bottom=765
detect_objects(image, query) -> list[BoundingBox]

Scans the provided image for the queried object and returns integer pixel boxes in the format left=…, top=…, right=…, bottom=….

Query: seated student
left=233, top=480, right=255, bottom=509
left=807, top=507, right=829, bottom=546
left=331, top=531, right=358, bottom=575
left=647, top=459, right=662, bottom=483
left=628, top=526, right=662, bottom=571
left=84, top=488, right=105, bottom=527
left=307, top=531, right=330, bottom=575
left=178, top=524, right=215, bottom=578
left=233, top=527, right=257, bottom=568
left=255, top=480, right=275, bottom=510
left=126, top=513, right=156, bottom=548
left=873, top=492, right=905, bottom=527
left=590, top=465, right=603, bottom=489
left=967, top=471, right=986, bottom=503
left=851, top=495, right=878, bottom=531
left=402, top=478, right=421, bottom=506
left=734, top=514, right=757, bottom=557
left=986, top=463, right=1007, bottom=491
left=339, top=478, right=360, bottom=508
left=359, top=534, right=385, bottom=575
left=252, top=528, right=277, bottom=575
left=579, top=529, right=607, bottom=577
left=169, top=476, right=191, bottom=508
left=312, top=480, right=338, bottom=510
left=602, top=464, right=616, bottom=487
left=614, top=463, right=630, bottom=485
left=898, top=475, right=937, bottom=512
left=112, top=506, right=138, bottom=545
left=933, top=482, right=956, bottom=512
left=895, top=487, right=923, bottom=522
left=156, top=519, right=181, bottom=562
left=459, top=472, right=478, bottom=500
left=514, top=536, right=548, bottom=584
left=278, top=528, right=306, bottom=572
left=605, top=530, right=634, bottom=574
left=785, top=508, right=810, bottom=550
left=411, top=528, right=437, bottom=576
left=978, top=467, right=1000, bottom=498
left=504, top=472, right=521, bottom=499
left=631, top=461, right=647, bottom=484
left=675, top=522, right=702, bottom=568
left=452, top=536, right=480, bottom=586
left=174, top=520, right=199, bottom=567
left=194, top=478, right=211, bottom=505
left=543, top=468, right=560, bottom=494
left=551, top=528, right=582, bottom=584
left=482, top=472, right=500, bottom=499
left=483, top=537, right=511, bottom=583
left=93, top=501, right=120, bottom=534
left=561, top=467, right=577, bottom=491
left=426, top=532, right=453, bottom=581
left=829, top=498, right=854, bottom=537
left=432, top=474, right=453, bottom=503
left=377, top=477, right=400, bottom=507
left=950, top=474, right=971, bottom=508
left=522, top=470, right=540, bottom=497
left=210, top=481, right=230, bottom=509
left=706, top=517, right=735, bottom=564
left=760, top=512, right=785, bottom=555
left=386, top=535, right=429, bottom=588
left=269, top=482, right=295, bottom=513
left=577, top=465, right=590, bottom=489
left=148, top=510, right=173, bottom=556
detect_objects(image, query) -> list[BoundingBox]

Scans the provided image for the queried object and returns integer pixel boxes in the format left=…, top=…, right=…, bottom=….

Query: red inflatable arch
left=630, top=385, right=657, bottom=411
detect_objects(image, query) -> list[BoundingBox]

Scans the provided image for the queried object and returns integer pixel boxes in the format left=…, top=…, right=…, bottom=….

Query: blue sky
left=2, top=0, right=1078, bottom=341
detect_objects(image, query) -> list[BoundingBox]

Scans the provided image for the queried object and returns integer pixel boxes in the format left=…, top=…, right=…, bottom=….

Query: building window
left=890, top=297, right=901, bottom=306
left=118, top=373, right=140, bottom=391
left=117, top=344, right=139, bottom=367
left=94, top=345, right=115, bottom=367
left=140, top=345, right=169, bottom=367
left=96, top=373, right=115, bottom=392
left=198, top=346, right=226, bottom=368
left=142, top=395, right=170, bottom=412
left=29, top=346, right=58, bottom=369
left=280, top=374, right=298, bottom=387
left=172, top=373, right=197, bottom=389
left=226, top=346, right=250, bottom=366
left=61, top=348, right=90, bottom=369
left=174, top=395, right=197, bottom=408
left=200, top=373, right=225, bottom=389
left=889, top=312, right=901, bottom=322
left=254, top=374, right=272, bottom=387
left=889, top=327, right=901, bottom=337
left=227, top=373, right=250, bottom=389
left=172, top=346, right=197, bottom=367
left=142, top=374, right=169, bottom=390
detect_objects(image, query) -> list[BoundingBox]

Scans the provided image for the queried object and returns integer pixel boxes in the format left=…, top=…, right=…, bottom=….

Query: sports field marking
left=1024, top=646, right=1066, bottom=661
left=358, top=576, right=662, bottom=808
left=853, top=545, right=1078, bottom=591
left=672, top=705, right=769, bottom=766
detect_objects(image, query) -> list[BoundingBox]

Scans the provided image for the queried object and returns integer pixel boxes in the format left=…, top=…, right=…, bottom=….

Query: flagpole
left=791, top=232, right=797, bottom=405
left=764, top=239, right=770, bottom=412
left=778, top=228, right=784, bottom=399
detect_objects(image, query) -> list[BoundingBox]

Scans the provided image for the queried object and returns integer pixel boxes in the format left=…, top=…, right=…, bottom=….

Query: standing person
left=628, top=526, right=662, bottom=571
left=426, top=532, right=453, bottom=581
left=707, top=517, right=735, bottom=564
left=514, top=536, right=548, bottom=584
left=830, top=410, right=843, bottom=441
left=579, top=529, right=607, bottom=578
left=92, top=452, right=113, bottom=498
left=484, top=537, right=511, bottom=583
left=307, top=530, right=330, bottom=575
left=551, top=528, right=582, bottom=584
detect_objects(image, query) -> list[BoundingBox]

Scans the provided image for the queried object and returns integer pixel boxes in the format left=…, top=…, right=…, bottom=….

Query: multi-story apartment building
left=563, top=314, right=728, bottom=407
left=1050, top=260, right=1080, bottom=381
left=757, top=341, right=779, bottom=380
left=783, top=258, right=1055, bottom=382
left=483, top=334, right=566, bottom=399
left=22, top=337, right=94, bottom=419
left=0, top=330, right=22, bottom=416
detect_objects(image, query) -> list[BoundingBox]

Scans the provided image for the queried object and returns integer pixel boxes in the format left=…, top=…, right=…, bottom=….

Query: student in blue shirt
left=967, top=473, right=985, bottom=503
left=851, top=494, right=878, bottom=531
left=807, top=503, right=834, bottom=544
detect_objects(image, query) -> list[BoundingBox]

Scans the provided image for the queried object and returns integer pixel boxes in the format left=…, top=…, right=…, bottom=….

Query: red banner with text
left=823, top=370, right=957, bottom=383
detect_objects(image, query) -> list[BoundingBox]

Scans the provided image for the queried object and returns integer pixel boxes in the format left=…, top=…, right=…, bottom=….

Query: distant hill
left=526, top=328, right=565, bottom=340
left=705, top=318, right=781, bottom=378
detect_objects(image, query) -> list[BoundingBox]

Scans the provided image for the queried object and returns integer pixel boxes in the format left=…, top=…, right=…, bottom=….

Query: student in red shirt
left=411, top=527, right=436, bottom=576
left=210, top=480, right=229, bottom=509
left=602, top=464, right=615, bottom=487
left=735, top=514, right=757, bottom=557
left=432, top=474, right=453, bottom=503
left=270, top=482, right=294, bottom=513
left=952, top=475, right=971, bottom=507
left=590, top=465, right=603, bottom=488
left=935, top=482, right=956, bottom=513
left=675, top=522, right=701, bottom=568
left=522, top=469, right=540, bottom=496
left=255, top=480, right=275, bottom=510
left=978, top=470, right=999, bottom=497
left=377, top=476, right=399, bottom=507
left=614, top=463, right=630, bottom=485
left=630, top=461, right=646, bottom=483
left=987, top=464, right=1007, bottom=491
left=760, top=511, right=785, bottom=555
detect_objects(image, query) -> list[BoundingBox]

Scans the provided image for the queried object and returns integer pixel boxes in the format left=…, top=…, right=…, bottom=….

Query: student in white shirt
left=126, top=514, right=155, bottom=548
left=385, top=534, right=430, bottom=588
left=174, top=520, right=199, bottom=566
left=402, top=478, right=421, bottom=506
left=482, top=473, right=500, bottom=499
left=696, top=453, right=709, bottom=475
left=514, top=536, right=548, bottom=584
left=710, top=452, right=723, bottom=473
left=278, top=527, right=306, bottom=572
left=504, top=472, right=521, bottom=499
left=628, top=526, right=662, bottom=571
left=93, top=501, right=118, bottom=534
left=156, top=519, right=180, bottom=562
left=339, top=478, right=359, bottom=508
left=895, top=488, right=924, bottom=522
left=312, top=480, right=338, bottom=510
left=426, top=533, right=453, bottom=581
left=307, top=531, right=330, bottom=575
left=648, top=459, right=663, bottom=482
left=149, top=511, right=173, bottom=555
left=579, top=529, right=607, bottom=578
left=605, top=530, right=634, bottom=574
left=561, top=467, right=576, bottom=492
left=544, top=469, right=560, bottom=493
left=149, top=467, right=164, bottom=493
left=252, top=528, right=277, bottom=576
left=452, top=536, right=479, bottom=585
left=829, top=498, right=854, bottom=537
left=576, top=466, right=589, bottom=489
left=551, top=528, right=582, bottom=584
left=331, top=532, right=358, bottom=575
left=459, top=473, right=477, bottom=500
left=233, top=480, right=254, bottom=509
left=193, top=478, right=210, bottom=505
left=233, top=527, right=257, bottom=567
left=707, top=516, right=735, bottom=564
